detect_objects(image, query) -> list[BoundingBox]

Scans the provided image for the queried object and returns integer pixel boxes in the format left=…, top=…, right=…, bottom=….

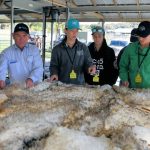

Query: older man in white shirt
left=0, top=23, right=43, bottom=89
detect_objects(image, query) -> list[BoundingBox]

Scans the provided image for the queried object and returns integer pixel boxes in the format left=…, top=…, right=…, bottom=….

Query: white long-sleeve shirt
left=0, top=43, right=43, bottom=85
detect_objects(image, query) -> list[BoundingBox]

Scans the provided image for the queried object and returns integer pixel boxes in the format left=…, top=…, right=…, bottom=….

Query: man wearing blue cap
left=119, top=21, right=150, bottom=88
left=0, top=23, right=43, bottom=89
left=84, top=26, right=118, bottom=86
left=49, top=18, right=96, bottom=85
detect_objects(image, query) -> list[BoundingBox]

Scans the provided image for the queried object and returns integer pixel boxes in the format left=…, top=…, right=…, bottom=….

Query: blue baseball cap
left=65, top=18, right=80, bottom=30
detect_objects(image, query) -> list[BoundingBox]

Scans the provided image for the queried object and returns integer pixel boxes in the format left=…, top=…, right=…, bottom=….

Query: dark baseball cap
left=14, top=23, right=29, bottom=34
left=130, top=28, right=138, bottom=42
left=136, top=21, right=150, bottom=38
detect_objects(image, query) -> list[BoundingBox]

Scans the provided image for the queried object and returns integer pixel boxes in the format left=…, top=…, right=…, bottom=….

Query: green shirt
left=119, top=42, right=150, bottom=88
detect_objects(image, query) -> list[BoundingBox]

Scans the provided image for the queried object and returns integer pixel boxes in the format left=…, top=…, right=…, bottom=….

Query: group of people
left=0, top=19, right=150, bottom=89
left=49, top=18, right=118, bottom=86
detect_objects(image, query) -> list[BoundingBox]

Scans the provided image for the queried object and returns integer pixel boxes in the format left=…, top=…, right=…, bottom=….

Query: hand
left=121, top=81, right=129, bottom=87
left=48, top=75, right=58, bottom=82
left=88, top=65, right=96, bottom=75
left=0, top=80, right=5, bottom=89
left=26, top=78, right=34, bottom=88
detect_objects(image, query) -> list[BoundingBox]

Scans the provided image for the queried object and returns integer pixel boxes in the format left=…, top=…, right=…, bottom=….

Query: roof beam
left=93, top=12, right=104, bottom=20
left=0, top=0, right=5, bottom=7
left=12, top=0, right=52, bottom=13
left=90, top=0, right=96, bottom=6
left=71, top=0, right=77, bottom=7
left=0, top=5, right=149, bottom=16
left=69, top=5, right=150, bottom=12
left=0, top=9, right=42, bottom=15
left=48, top=0, right=77, bottom=8
left=136, top=0, right=142, bottom=20
left=86, top=11, right=104, bottom=20
left=112, top=0, right=117, bottom=5
left=48, top=0, right=66, bottom=7
left=0, top=14, right=149, bottom=23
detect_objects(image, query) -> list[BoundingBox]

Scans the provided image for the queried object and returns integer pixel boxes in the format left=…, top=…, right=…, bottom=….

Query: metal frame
left=0, top=0, right=150, bottom=22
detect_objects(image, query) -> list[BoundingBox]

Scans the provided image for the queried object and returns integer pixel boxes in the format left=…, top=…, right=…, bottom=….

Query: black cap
left=136, top=21, right=150, bottom=38
left=14, top=23, right=29, bottom=34
left=130, top=28, right=138, bottom=42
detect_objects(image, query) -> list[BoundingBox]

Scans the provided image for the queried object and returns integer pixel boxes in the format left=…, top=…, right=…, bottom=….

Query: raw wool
left=100, top=84, right=112, bottom=91
left=125, top=92, right=150, bottom=105
left=0, top=93, right=8, bottom=105
left=105, top=103, right=150, bottom=130
left=112, top=85, right=132, bottom=95
left=111, top=126, right=150, bottom=150
left=0, top=107, right=68, bottom=150
left=3, top=84, right=28, bottom=97
left=29, top=81, right=55, bottom=92
left=0, top=122, right=52, bottom=150
left=52, top=86, right=102, bottom=102
left=132, top=126, right=150, bottom=146
left=113, top=85, right=150, bottom=105
left=43, top=127, right=118, bottom=150
left=0, top=82, right=150, bottom=150
left=79, top=115, right=104, bottom=136
left=30, top=83, right=111, bottom=111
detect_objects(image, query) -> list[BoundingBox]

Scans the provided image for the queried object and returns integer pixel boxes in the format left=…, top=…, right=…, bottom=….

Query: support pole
left=42, top=7, right=47, bottom=79
left=102, top=21, right=105, bottom=28
left=65, top=0, right=70, bottom=21
left=50, top=21, right=54, bottom=51
left=11, top=0, right=14, bottom=46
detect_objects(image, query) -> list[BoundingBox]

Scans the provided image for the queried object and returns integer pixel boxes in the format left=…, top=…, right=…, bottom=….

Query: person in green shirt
left=119, top=21, right=150, bottom=88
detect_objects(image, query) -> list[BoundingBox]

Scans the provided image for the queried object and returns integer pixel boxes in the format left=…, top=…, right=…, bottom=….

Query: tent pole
left=42, top=8, right=47, bottom=79
left=11, top=0, right=14, bottom=46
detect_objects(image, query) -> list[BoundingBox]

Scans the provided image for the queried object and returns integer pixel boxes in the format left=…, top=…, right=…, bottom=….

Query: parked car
left=109, top=40, right=129, bottom=56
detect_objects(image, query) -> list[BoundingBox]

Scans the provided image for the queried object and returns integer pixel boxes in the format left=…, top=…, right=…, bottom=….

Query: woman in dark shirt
left=85, top=26, right=118, bottom=86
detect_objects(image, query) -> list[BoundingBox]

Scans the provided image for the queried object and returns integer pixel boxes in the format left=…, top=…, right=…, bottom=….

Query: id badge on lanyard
left=93, top=75, right=99, bottom=82
left=135, top=46, right=150, bottom=84
left=65, top=46, right=77, bottom=80
left=135, top=72, right=142, bottom=83
left=70, top=70, right=77, bottom=79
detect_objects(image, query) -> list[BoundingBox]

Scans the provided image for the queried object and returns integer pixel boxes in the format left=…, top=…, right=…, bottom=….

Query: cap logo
left=18, top=26, right=27, bottom=30
left=139, top=26, right=146, bottom=31
left=72, top=21, right=77, bottom=25
left=66, top=19, right=80, bottom=30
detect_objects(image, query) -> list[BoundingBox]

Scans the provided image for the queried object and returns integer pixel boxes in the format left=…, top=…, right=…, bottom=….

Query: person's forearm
left=0, top=80, right=6, bottom=89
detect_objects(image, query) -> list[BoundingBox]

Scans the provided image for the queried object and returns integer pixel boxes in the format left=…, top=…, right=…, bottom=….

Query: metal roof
left=0, top=0, right=150, bottom=22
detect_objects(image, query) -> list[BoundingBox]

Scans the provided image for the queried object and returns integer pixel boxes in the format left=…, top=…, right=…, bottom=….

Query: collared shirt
left=0, top=43, right=43, bottom=85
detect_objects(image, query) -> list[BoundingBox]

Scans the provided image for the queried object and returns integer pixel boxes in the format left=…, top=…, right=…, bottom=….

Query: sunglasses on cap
left=91, top=27, right=105, bottom=35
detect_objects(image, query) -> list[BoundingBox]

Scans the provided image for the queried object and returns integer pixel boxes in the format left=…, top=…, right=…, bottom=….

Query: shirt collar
left=14, top=43, right=29, bottom=50
left=62, top=38, right=78, bottom=49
